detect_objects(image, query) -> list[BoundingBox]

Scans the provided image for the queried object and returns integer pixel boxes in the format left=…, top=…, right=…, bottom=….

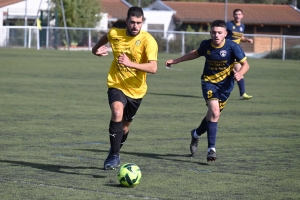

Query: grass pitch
left=0, top=48, right=300, bottom=200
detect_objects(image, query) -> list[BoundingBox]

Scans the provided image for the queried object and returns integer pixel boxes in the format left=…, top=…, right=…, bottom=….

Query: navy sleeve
left=226, top=21, right=230, bottom=31
left=196, top=40, right=205, bottom=56
left=233, top=43, right=246, bottom=62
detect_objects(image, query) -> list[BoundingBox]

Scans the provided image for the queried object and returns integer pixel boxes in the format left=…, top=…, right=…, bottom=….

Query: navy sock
left=207, top=121, right=218, bottom=149
left=109, top=121, right=123, bottom=156
left=195, top=117, right=207, bottom=136
left=237, top=78, right=245, bottom=96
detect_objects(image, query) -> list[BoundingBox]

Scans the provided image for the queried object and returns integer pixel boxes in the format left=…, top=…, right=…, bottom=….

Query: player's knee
left=207, top=110, right=220, bottom=122
left=123, top=127, right=129, bottom=134
left=211, top=109, right=221, bottom=120
left=111, top=110, right=123, bottom=121
left=212, top=113, right=220, bottom=121
left=113, top=110, right=122, bottom=116
left=122, top=121, right=130, bottom=134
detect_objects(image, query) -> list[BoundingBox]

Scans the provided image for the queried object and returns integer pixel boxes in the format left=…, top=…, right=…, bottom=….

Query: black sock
left=195, top=117, right=207, bottom=136
left=109, top=121, right=123, bottom=156
left=120, top=131, right=129, bottom=149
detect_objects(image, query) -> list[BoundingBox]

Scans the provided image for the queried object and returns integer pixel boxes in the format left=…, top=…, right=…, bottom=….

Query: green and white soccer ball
left=117, top=163, right=141, bottom=187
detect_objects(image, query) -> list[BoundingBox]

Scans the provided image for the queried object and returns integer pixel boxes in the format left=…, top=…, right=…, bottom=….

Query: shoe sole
left=207, top=157, right=217, bottom=162
left=190, top=130, right=199, bottom=157
left=104, top=164, right=120, bottom=170
left=240, top=96, right=252, bottom=100
left=190, top=145, right=198, bottom=157
left=207, top=149, right=217, bottom=162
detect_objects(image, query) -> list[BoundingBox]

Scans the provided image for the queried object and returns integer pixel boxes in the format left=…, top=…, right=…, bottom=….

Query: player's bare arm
left=165, top=50, right=200, bottom=67
left=233, top=60, right=249, bottom=81
left=92, top=33, right=109, bottom=56
left=241, top=35, right=253, bottom=44
left=118, top=53, right=157, bottom=74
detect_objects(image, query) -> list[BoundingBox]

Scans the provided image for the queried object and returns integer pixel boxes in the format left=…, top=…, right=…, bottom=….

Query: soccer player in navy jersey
left=92, top=7, right=158, bottom=170
left=165, top=20, right=250, bottom=162
left=226, top=9, right=253, bottom=100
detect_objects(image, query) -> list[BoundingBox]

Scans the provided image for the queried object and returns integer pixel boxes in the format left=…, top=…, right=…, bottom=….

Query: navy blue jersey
left=196, top=39, right=247, bottom=94
left=226, top=20, right=245, bottom=44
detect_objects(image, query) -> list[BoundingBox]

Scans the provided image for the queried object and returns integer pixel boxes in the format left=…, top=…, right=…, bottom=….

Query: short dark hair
left=233, top=8, right=243, bottom=14
left=211, top=20, right=226, bottom=29
left=127, top=6, right=145, bottom=21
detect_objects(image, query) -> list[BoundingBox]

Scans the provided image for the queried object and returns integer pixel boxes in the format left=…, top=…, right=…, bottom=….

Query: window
left=256, top=25, right=280, bottom=34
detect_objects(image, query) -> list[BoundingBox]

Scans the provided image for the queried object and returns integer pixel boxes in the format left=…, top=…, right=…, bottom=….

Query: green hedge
left=264, top=48, right=300, bottom=60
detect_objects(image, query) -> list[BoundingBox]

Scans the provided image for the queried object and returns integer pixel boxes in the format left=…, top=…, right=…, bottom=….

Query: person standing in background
left=226, top=8, right=253, bottom=100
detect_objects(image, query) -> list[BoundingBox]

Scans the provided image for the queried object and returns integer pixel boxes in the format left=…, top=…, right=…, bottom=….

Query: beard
left=127, top=28, right=140, bottom=36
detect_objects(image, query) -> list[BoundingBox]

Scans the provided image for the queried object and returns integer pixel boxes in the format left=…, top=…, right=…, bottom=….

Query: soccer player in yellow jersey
left=92, top=7, right=158, bottom=170
left=226, top=9, right=253, bottom=100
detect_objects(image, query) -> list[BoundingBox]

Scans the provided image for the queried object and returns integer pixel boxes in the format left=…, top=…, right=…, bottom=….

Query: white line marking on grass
left=0, top=178, right=162, bottom=200
left=52, top=141, right=107, bottom=146
left=54, top=154, right=98, bottom=161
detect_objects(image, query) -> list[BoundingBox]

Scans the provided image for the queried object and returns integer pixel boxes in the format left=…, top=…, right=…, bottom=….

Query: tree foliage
left=53, top=0, right=101, bottom=28
left=52, top=0, right=101, bottom=46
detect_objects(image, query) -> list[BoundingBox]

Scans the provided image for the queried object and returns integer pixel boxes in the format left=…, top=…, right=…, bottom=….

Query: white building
left=0, top=0, right=50, bottom=46
left=0, top=0, right=49, bottom=22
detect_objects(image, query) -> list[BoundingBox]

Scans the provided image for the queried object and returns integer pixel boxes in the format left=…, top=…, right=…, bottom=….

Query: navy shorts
left=107, top=88, right=142, bottom=122
left=201, top=81, right=230, bottom=111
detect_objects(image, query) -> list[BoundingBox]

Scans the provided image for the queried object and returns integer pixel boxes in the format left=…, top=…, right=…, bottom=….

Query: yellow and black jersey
left=226, top=21, right=245, bottom=44
left=107, top=28, right=158, bottom=99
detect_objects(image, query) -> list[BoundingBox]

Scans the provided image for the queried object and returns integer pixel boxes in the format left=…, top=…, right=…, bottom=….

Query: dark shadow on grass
left=77, top=149, right=209, bottom=166
left=148, top=92, right=200, bottom=98
left=104, top=183, right=125, bottom=188
left=0, top=159, right=105, bottom=178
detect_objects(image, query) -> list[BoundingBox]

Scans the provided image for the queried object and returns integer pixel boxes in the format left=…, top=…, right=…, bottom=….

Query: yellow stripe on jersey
left=232, top=32, right=243, bottom=44
left=232, top=38, right=241, bottom=44
left=239, top=57, right=247, bottom=63
left=203, top=65, right=233, bottom=83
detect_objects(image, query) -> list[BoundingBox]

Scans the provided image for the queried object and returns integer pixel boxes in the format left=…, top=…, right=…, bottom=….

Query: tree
left=53, top=0, right=101, bottom=28
left=52, top=0, right=101, bottom=46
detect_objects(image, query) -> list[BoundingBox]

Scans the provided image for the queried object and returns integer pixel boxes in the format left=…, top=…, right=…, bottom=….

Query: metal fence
left=1, top=26, right=300, bottom=60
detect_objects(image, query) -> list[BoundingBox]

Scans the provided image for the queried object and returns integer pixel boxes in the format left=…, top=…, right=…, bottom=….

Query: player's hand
left=247, top=38, right=253, bottom=44
left=118, top=53, right=131, bottom=67
left=165, top=60, right=175, bottom=68
left=95, top=45, right=108, bottom=56
left=233, top=69, right=242, bottom=81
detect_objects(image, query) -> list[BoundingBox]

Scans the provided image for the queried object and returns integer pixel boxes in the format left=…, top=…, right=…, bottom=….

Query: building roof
left=101, top=0, right=131, bottom=21
left=2, top=0, right=300, bottom=26
left=0, top=0, right=22, bottom=8
left=162, top=1, right=300, bottom=26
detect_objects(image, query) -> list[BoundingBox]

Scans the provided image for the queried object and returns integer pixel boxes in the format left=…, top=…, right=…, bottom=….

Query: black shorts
left=107, top=88, right=142, bottom=122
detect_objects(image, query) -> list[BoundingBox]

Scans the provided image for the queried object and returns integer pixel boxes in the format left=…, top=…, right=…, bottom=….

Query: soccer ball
left=117, top=163, right=141, bottom=187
